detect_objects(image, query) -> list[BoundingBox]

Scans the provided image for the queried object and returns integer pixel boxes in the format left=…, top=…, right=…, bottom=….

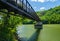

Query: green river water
left=17, top=24, right=60, bottom=41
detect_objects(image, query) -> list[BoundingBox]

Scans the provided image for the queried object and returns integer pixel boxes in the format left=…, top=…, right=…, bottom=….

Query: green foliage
left=0, top=9, right=36, bottom=41
left=0, top=9, right=22, bottom=41
left=36, top=6, right=60, bottom=24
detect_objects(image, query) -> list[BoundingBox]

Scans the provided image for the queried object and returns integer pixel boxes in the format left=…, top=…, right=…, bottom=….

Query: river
left=17, top=24, right=60, bottom=41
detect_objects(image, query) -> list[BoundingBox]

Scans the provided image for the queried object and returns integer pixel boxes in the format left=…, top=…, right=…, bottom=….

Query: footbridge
left=0, top=0, right=40, bottom=22
left=0, top=0, right=42, bottom=41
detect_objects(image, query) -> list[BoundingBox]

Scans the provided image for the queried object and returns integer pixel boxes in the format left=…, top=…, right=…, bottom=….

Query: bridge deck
left=0, top=0, right=40, bottom=22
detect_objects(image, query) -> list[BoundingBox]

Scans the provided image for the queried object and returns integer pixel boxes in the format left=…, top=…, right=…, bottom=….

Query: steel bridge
left=0, top=0, right=42, bottom=41
left=0, top=0, right=40, bottom=22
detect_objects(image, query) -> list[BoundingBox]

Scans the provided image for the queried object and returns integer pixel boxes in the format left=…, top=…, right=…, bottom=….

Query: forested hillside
left=36, top=6, right=60, bottom=24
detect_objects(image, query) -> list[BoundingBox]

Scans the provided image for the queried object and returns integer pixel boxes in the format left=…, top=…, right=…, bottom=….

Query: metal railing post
left=26, top=0, right=27, bottom=12
left=22, top=0, right=24, bottom=9
left=16, top=0, right=17, bottom=4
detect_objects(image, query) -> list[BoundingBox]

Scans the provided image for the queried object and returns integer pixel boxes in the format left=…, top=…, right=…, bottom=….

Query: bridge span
left=0, top=0, right=40, bottom=22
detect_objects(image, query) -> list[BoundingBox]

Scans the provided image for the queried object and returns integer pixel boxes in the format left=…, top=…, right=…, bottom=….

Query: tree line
left=37, top=6, right=60, bottom=24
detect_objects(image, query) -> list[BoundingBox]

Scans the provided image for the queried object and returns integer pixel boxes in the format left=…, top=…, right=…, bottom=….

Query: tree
left=0, top=9, right=22, bottom=41
left=37, top=6, right=60, bottom=24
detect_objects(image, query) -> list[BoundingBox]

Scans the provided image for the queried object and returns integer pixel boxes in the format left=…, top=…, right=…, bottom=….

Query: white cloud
left=38, top=0, right=46, bottom=2
left=40, top=7, right=45, bottom=10
left=31, top=0, right=57, bottom=3
left=31, top=0, right=37, bottom=2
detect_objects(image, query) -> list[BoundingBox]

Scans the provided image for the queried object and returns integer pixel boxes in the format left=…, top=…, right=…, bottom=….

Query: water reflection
left=28, top=29, right=41, bottom=41
left=17, top=25, right=25, bottom=37
left=17, top=25, right=41, bottom=41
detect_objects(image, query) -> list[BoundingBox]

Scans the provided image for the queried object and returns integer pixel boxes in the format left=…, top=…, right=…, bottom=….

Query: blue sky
left=27, top=0, right=60, bottom=11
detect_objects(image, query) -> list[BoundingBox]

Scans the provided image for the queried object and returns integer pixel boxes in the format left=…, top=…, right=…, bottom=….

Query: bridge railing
left=1, top=0, right=40, bottom=21
left=3, top=0, right=36, bottom=15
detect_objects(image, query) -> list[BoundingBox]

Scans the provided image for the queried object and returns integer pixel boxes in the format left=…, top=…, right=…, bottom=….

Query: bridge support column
left=34, top=22, right=43, bottom=29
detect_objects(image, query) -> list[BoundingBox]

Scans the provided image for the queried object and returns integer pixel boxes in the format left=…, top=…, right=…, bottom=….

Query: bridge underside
left=0, top=0, right=40, bottom=22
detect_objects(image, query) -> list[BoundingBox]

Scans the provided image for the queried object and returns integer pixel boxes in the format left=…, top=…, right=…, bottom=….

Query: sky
left=27, top=0, right=60, bottom=11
